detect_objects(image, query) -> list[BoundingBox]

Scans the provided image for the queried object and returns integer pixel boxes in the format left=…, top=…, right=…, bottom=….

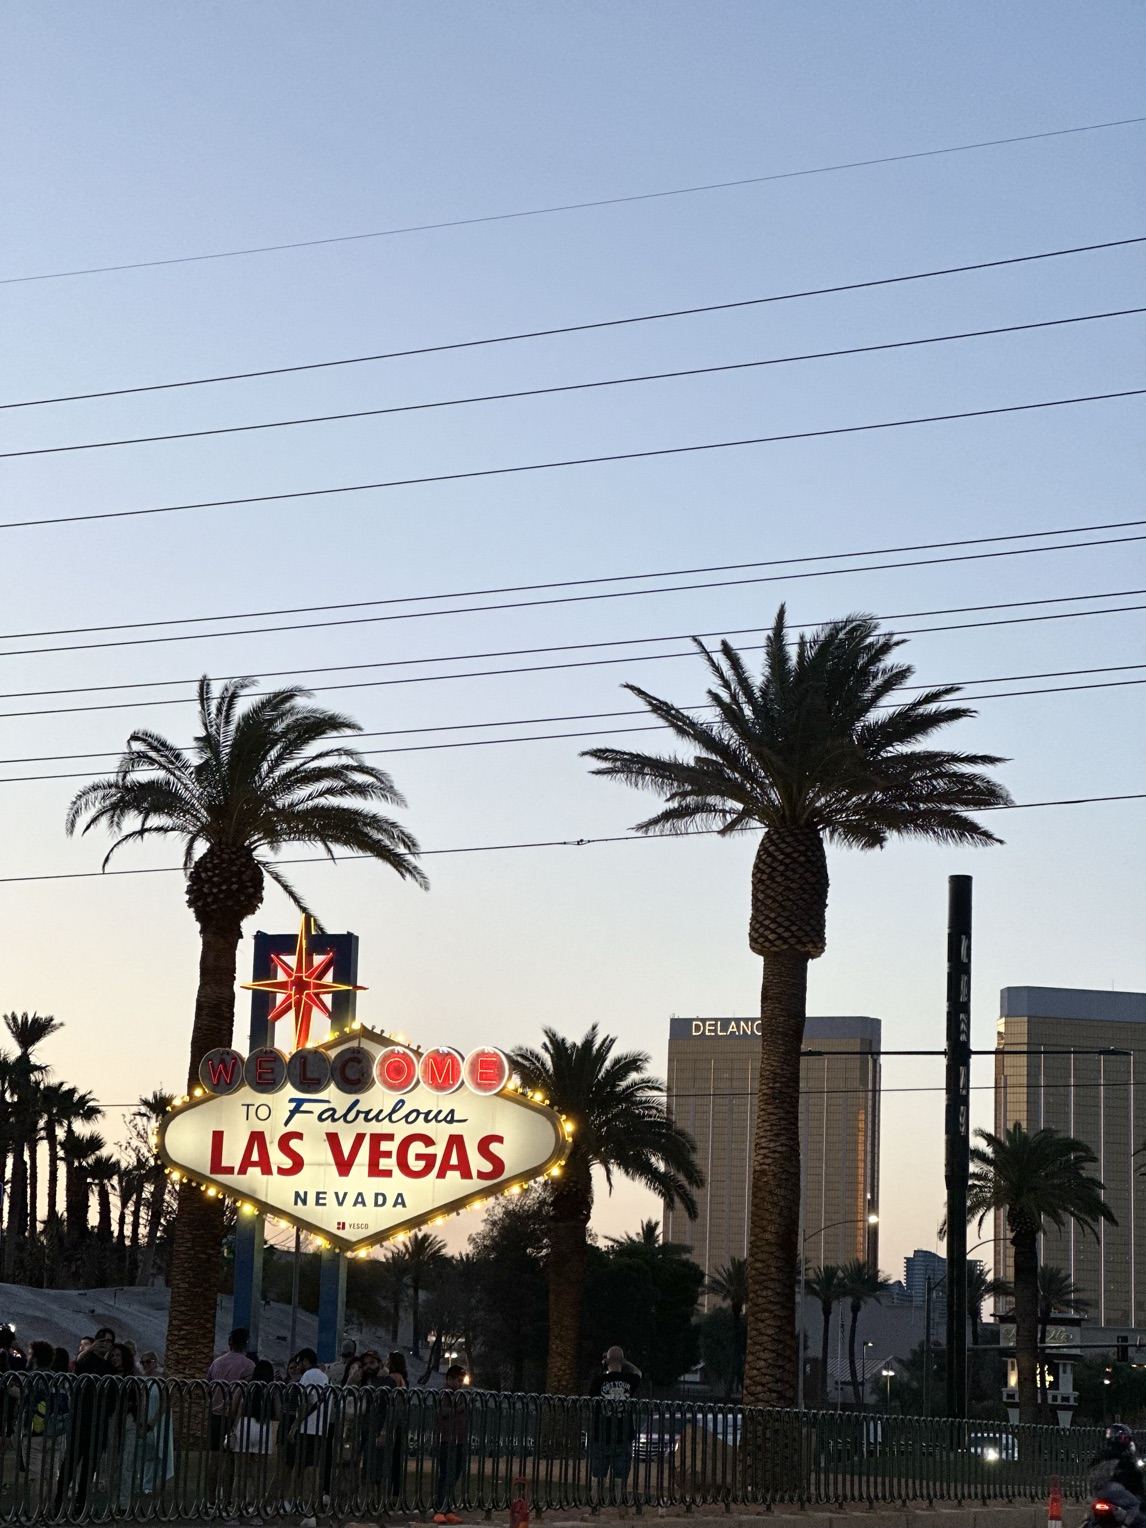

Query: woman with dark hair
left=230, top=1358, right=278, bottom=1518
left=383, top=1354, right=409, bottom=1505
left=105, top=1343, right=137, bottom=1507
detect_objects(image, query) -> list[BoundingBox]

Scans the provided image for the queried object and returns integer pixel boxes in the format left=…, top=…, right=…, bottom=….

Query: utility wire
left=0, top=589, right=1140, bottom=720
left=0, top=513, right=1139, bottom=645
left=0, top=793, right=1141, bottom=887
left=0, top=532, right=1141, bottom=664
left=0, top=660, right=1141, bottom=770
left=7, top=308, right=1142, bottom=460
left=5, top=235, right=1143, bottom=410
left=4, top=118, right=1143, bottom=287
left=3, top=388, right=1144, bottom=535
left=2, top=672, right=1143, bottom=785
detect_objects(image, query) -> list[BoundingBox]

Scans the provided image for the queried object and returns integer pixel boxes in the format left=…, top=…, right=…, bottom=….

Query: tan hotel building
left=995, top=986, right=1146, bottom=1331
left=664, top=1015, right=880, bottom=1301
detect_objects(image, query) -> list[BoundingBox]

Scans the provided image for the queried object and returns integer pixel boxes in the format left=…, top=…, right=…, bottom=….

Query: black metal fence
left=0, top=1374, right=1104, bottom=1522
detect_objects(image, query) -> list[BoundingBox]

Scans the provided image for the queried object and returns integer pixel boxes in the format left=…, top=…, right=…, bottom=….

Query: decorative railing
left=0, top=1375, right=1102, bottom=1522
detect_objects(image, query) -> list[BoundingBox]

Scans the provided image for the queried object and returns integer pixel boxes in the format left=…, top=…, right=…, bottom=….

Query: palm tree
left=88, top=1154, right=119, bottom=1254
left=378, top=1245, right=411, bottom=1344
left=39, top=1085, right=101, bottom=1230
left=1, top=1012, right=61, bottom=1273
left=133, top=1091, right=175, bottom=1286
left=62, top=1128, right=105, bottom=1242
left=510, top=1024, right=703, bottom=1392
left=707, top=1257, right=749, bottom=1396
left=839, top=1260, right=891, bottom=1406
left=404, top=1230, right=447, bottom=1357
left=805, top=1264, right=847, bottom=1405
left=66, top=676, right=426, bottom=1376
left=967, top=1123, right=1114, bottom=1424
left=584, top=606, right=1009, bottom=1404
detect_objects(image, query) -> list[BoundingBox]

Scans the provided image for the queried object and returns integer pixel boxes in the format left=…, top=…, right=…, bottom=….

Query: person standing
left=326, top=1339, right=356, bottom=1386
left=54, top=1329, right=113, bottom=1513
left=207, top=1328, right=255, bottom=1505
left=587, top=1347, right=641, bottom=1504
left=431, top=1365, right=469, bottom=1525
left=291, top=1347, right=330, bottom=1528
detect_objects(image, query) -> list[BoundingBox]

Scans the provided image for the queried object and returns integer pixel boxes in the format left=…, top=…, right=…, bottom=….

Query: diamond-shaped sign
left=157, top=1028, right=569, bottom=1252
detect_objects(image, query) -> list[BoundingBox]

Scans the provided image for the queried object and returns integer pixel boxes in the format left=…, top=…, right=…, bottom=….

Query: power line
left=0, top=514, right=1141, bottom=645
left=3, top=672, right=1143, bottom=785
left=1, top=659, right=1142, bottom=771
left=0, top=792, right=1141, bottom=888
left=8, top=307, right=1142, bottom=460
left=4, top=388, right=1144, bottom=535
left=0, top=589, right=1141, bottom=720
left=5, top=235, right=1144, bottom=410
left=5, top=118, right=1143, bottom=287
left=1, top=531, right=1142, bottom=663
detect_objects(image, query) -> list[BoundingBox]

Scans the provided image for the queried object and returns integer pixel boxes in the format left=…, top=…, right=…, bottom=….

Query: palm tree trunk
left=390, top=1287, right=402, bottom=1344
left=847, top=1302, right=862, bottom=1406
left=45, top=1125, right=59, bottom=1223
left=743, top=949, right=807, bottom=1406
left=819, top=1300, right=833, bottom=1405
left=411, top=1277, right=422, bottom=1357
left=137, top=1171, right=166, bottom=1286
left=165, top=918, right=241, bottom=1378
left=28, top=1129, right=39, bottom=1238
left=4, top=1148, right=28, bottom=1278
left=1012, top=1228, right=1040, bottom=1425
left=546, top=1200, right=589, bottom=1393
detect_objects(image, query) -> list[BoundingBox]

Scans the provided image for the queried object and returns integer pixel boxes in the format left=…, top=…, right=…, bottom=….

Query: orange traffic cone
left=1048, top=1473, right=1063, bottom=1528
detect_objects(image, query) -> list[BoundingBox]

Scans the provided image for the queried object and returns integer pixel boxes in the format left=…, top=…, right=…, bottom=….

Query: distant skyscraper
left=905, top=1249, right=947, bottom=1305
left=995, top=986, right=1146, bottom=1329
left=664, top=1015, right=880, bottom=1303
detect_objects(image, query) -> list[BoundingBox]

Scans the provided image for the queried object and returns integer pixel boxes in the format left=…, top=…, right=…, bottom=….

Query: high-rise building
left=994, top=986, right=1146, bottom=1329
left=664, top=1015, right=880, bottom=1302
left=904, top=1249, right=947, bottom=1306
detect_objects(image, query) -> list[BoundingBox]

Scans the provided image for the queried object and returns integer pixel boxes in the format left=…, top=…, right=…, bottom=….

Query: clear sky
left=1, top=2, right=1143, bottom=1281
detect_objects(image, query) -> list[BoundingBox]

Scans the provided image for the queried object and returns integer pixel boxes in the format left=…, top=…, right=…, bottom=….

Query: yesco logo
left=198, top=1043, right=510, bottom=1098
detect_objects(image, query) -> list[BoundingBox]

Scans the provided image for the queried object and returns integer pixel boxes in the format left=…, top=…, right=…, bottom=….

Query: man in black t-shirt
left=588, top=1347, right=641, bottom=1495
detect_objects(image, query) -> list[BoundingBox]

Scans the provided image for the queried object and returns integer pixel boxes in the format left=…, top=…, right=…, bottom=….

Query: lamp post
left=881, top=1365, right=895, bottom=1412
left=863, top=1340, right=874, bottom=1408
left=797, top=1211, right=880, bottom=1410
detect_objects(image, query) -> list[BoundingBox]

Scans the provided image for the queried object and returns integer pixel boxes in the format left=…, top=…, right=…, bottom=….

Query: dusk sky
left=2, top=3, right=1143, bottom=1279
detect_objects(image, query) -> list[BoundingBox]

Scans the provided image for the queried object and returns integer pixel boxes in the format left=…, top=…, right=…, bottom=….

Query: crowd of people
left=3, top=1319, right=643, bottom=1525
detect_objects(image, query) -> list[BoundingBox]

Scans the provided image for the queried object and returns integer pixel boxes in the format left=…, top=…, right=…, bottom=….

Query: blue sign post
left=231, top=921, right=360, bottom=1358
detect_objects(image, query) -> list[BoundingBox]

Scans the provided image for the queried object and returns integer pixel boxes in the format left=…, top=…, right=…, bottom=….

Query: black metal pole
left=924, top=1275, right=932, bottom=1416
left=945, top=874, right=972, bottom=1417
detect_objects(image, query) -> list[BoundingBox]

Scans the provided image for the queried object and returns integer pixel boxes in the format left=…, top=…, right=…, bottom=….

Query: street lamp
left=863, top=1340, right=874, bottom=1408
left=881, top=1366, right=895, bottom=1412
left=797, top=1211, right=880, bottom=1411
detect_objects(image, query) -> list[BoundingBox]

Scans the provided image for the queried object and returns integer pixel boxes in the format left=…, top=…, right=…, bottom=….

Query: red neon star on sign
left=241, top=916, right=365, bottom=1051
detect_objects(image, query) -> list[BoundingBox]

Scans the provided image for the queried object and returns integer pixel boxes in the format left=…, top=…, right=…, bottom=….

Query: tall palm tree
left=584, top=606, right=1009, bottom=1404
left=66, top=676, right=426, bottom=1376
left=805, top=1264, right=847, bottom=1405
left=839, top=1260, right=891, bottom=1406
left=967, top=1123, right=1113, bottom=1424
left=404, top=1230, right=447, bottom=1357
left=40, top=1085, right=101, bottom=1229
left=707, top=1257, right=749, bottom=1396
left=511, top=1025, right=703, bottom=1392
left=62, top=1128, right=105, bottom=1241
left=1, top=1012, right=61, bottom=1273
left=133, top=1091, right=175, bottom=1287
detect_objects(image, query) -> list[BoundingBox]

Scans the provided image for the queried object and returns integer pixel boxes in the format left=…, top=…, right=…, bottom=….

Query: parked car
left=967, top=1431, right=1019, bottom=1464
